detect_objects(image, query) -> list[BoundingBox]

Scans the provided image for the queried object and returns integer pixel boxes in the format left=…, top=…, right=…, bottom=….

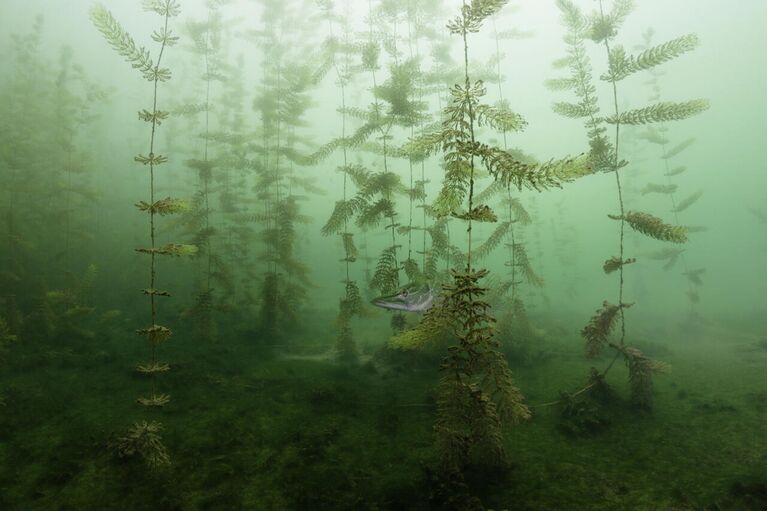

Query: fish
left=371, top=282, right=435, bottom=312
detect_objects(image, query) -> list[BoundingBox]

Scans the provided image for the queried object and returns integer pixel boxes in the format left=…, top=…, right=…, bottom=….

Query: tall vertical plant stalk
left=91, top=0, right=189, bottom=467
left=598, top=0, right=628, bottom=350
left=637, top=28, right=706, bottom=314
left=145, top=8, right=170, bottom=402
left=253, top=2, right=282, bottom=336
left=203, top=13, right=212, bottom=295
left=399, top=0, right=594, bottom=486
left=367, top=0, right=399, bottom=292
left=54, top=49, right=76, bottom=277
left=0, top=20, right=45, bottom=337
left=253, top=0, right=324, bottom=338
left=215, top=49, right=251, bottom=313
left=337, top=8, right=358, bottom=359
left=318, top=0, right=362, bottom=361
left=551, top=0, right=707, bottom=409
left=657, top=130, right=700, bottom=310
left=460, top=2, right=476, bottom=270
left=492, top=18, right=522, bottom=319
left=52, top=46, right=105, bottom=294
left=182, top=7, right=224, bottom=342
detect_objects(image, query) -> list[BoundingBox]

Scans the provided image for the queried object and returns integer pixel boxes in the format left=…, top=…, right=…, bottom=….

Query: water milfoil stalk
left=398, top=0, right=596, bottom=483
left=551, top=0, right=707, bottom=410
left=91, top=0, right=190, bottom=425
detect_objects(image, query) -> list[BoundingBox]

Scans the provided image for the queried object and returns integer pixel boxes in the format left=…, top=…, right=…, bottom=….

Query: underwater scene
left=0, top=0, right=765, bottom=509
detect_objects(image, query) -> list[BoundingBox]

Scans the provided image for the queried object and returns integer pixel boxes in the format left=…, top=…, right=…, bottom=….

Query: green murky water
left=1, top=0, right=765, bottom=509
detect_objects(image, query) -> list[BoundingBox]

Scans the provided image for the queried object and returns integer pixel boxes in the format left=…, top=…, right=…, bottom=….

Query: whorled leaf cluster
left=114, top=421, right=170, bottom=469
left=447, top=0, right=509, bottom=35
left=434, top=268, right=530, bottom=473
left=604, top=99, right=709, bottom=126
left=620, top=346, right=670, bottom=410
left=407, top=80, right=592, bottom=218
left=581, top=300, right=630, bottom=358
left=602, top=34, right=699, bottom=82
left=610, top=211, right=688, bottom=243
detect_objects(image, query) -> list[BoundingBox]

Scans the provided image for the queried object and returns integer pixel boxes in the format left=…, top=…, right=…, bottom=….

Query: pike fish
left=371, top=282, right=435, bottom=313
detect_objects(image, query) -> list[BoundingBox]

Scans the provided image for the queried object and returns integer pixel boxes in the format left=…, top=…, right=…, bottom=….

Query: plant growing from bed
left=635, top=28, right=707, bottom=315
left=91, top=0, right=192, bottom=467
left=550, top=0, right=708, bottom=410
left=400, top=0, right=592, bottom=499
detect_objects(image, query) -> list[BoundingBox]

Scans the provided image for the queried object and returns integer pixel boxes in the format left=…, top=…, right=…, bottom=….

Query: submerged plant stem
left=147, top=10, right=171, bottom=392
left=600, top=0, right=627, bottom=350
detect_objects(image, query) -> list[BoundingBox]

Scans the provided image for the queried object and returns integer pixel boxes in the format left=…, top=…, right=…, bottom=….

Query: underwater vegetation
left=398, top=0, right=592, bottom=497
left=0, top=0, right=765, bottom=510
left=549, top=0, right=707, bottom=412
left=91, top=0, right=190, bottom=464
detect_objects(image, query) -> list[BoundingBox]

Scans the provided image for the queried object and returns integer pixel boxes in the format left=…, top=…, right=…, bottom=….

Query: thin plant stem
left=599, top=0, right=626, bottom=349
left=147, top=8, right=171, bottom=395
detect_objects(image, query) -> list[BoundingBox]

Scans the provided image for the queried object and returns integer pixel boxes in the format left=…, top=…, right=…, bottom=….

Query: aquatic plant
left=50, top=46, right=108, bottom=290
left=167, top=9, right=252, bottom=329
left=0, top=19, right=105, bottom=337
left=114, top=421, right=170, bottom=469
left=360, top=0, right=455, bottom=288
left=210, top=50, right=256, bottom=315
left=399, top=0, right=592, bottom=489
left=45, top=263, right=97, bottom=337
left=482, top=15, right=541, bottom=345
left=550, top=0, right=708, bottom=410
left=322, top=162, right=408, bottom=335
left=316, top=0, right=364, bottom=362
left=251, top=0, right=328, bottom=339
left=0, top=19, right=43, bottom=313
left=403, top=2, right=437, bottom=283
left=178, top=5, right=227, bottom=342
left=373, top=0, right=439, bottom=285
left=361, top=1, right=417, bottom=335
left=315, top=0, right=432, bottom=333
left=91, top=0, right=187, bottom=463
left=0, top=18, right=49, bottom=315
left=473, top=165, right=543, bottom=350
left=636, top=28, right=707, bottom=312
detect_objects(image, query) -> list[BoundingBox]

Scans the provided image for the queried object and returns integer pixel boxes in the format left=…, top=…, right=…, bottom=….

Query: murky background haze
left=1, top=0, right=765, bottom=323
